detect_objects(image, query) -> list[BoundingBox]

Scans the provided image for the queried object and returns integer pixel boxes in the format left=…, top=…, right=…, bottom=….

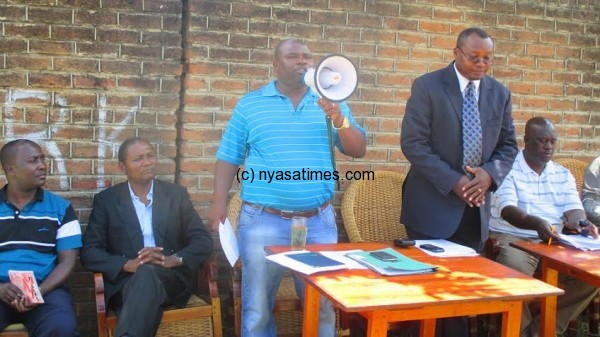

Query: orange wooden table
left=511, top=241, right=600, bottom=337
left=267, top=242, right=563, bottom=337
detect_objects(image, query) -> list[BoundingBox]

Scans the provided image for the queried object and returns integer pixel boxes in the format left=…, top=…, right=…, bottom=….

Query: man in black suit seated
left=81, top=137, right=212, bottom=337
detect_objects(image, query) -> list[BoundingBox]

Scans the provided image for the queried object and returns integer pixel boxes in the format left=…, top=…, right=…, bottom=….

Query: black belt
left=243, top=202, right=330, bottom=219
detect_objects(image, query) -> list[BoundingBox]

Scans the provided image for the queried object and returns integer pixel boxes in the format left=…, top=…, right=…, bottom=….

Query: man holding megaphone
left=209, top=38, right=366, bottom=337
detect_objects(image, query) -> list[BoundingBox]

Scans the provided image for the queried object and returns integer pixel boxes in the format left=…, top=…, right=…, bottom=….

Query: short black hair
left=117, top=137, right=153, bottom=163
left=0, top=139, right=41, bottom=172
left=525, top=116, right=554, bottom=137
left=457, top=27, right=491, bottom=48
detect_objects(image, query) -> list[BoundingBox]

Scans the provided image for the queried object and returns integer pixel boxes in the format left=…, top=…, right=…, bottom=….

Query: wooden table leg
left=302, top=283, right=320, bottom=337
left=540, top=261, right=558, bottom=337
left=365, top=311, right=389, bottom=337
left=500, top=301, right=523, bottom=337
left=421, top=319, right=436, bottom=337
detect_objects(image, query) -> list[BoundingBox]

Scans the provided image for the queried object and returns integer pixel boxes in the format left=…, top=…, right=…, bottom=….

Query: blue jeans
left=239, top=203, right=338, bottom=337
left=0, top=286, right=79, bottom=337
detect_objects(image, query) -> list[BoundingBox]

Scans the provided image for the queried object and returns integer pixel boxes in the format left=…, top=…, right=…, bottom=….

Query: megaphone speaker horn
left=303, top=54, right=358, bottom=102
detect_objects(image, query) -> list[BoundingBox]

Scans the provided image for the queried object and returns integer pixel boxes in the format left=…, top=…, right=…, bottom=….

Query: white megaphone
left=304, top=54, right=358, bottom=102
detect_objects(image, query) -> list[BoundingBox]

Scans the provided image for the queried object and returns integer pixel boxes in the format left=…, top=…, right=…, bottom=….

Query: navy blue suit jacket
left=400, top=63, right=517, bottom=243
left=81, top=180, right=213, bottom=307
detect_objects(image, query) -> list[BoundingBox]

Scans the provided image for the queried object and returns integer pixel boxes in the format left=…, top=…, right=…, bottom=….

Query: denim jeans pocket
left=238, top=204, right=261, bottom=230
left=318, top=205, right=337, bottom=230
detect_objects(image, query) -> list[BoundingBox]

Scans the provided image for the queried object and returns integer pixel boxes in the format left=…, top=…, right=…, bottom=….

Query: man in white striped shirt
left=489, top=116, right=598, bottom=337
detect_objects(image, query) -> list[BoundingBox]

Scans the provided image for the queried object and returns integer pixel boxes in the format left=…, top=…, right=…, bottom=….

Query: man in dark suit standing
left=401, top=27, right=517, bottom=252
left=400, top=27, right=518, bottom=337
left=81, top=137, right=212, bottom=337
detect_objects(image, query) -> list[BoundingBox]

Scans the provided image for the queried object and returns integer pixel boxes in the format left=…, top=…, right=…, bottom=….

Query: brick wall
left=1, top=0, right=599, bottom=336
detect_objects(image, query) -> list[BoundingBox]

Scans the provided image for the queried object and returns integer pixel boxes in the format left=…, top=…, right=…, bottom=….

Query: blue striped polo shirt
left=217, top=80, right=365, bottom=211
left=0, top=186, right=82, bottom=282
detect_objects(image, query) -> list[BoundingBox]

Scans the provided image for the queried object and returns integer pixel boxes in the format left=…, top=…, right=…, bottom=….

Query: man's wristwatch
left=174, top=253, right=184, bottom=266
left=332, top=117, right=350, bottom=130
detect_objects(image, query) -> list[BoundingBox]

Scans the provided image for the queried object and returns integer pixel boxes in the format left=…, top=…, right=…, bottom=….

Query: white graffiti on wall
left=3, top=89, right=136, bottom=190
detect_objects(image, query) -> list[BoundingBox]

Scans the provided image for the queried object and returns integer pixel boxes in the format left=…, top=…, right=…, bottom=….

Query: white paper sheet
left=415, top=239, right=479, bottom=257
left=219, top=218, right=240, bottom=267
left=558, top=234, right=600, bottom=251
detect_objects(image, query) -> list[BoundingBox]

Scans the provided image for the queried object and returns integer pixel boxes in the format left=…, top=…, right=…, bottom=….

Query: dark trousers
left=109, top=264, right=187, bottom=337
left=404, top=205, right=482, bottom=337
left=0, top=286, right=79, bottom=337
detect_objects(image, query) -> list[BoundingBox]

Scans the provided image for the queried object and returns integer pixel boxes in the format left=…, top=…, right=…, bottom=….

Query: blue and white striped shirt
left=217, top=80, right=365, bottom=211
left=490, top=150, right=583, bottom=238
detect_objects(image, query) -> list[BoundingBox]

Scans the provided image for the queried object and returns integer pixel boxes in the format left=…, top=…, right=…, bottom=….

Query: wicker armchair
left=227, top=192, right=303, bottom=337
left=94, top=259, right=223, bottom=337
left=341, top=170, right=407, bottom=243
left=554, top=158, right=588, bottom=195
left=0, top=324, right=27, bottom=337
left=554, top=157, right=599, bottom=336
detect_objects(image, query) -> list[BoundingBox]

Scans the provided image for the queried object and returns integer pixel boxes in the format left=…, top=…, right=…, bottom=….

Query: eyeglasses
left=457, top=47, right=494, bottom=65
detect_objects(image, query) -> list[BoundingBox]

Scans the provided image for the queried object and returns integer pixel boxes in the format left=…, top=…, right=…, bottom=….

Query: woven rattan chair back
left=341, top=171, right=407, bottom=242
left=554, top=158, right=588, bottom=195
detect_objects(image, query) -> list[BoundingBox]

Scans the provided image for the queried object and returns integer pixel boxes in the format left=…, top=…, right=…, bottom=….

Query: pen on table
left=548, top=225, right=555, bottom=246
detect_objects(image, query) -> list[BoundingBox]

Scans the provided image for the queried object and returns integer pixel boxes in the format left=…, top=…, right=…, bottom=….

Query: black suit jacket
left=400, top=63, right=518, bottom=243
left=81, top=180, right=212, bottom=307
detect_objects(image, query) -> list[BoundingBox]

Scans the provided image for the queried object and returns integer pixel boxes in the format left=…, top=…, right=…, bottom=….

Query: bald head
left=524, top=117, right=555, bottom=139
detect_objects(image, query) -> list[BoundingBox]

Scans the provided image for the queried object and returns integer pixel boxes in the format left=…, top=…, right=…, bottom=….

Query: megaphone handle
left=325, top=115, right=340, bottom=191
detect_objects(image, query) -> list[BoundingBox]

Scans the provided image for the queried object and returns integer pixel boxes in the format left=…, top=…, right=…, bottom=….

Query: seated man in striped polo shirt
left=0, top=139, right=82, bottom=336
left=208, top=38, right=367, bottom=337
left=489, top=117, right=598, bottom=337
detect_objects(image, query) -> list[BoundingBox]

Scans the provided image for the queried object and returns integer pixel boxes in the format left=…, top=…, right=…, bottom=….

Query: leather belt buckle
left=280, top=210, right=295, bottom=219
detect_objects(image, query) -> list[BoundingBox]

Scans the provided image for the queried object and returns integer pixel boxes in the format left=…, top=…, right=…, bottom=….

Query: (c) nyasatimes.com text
left=236, top=168, right=375, bottom=184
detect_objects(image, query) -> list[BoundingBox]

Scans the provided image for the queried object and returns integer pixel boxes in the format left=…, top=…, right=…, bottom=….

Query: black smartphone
left=369, top=251, right=398, bottom=262
left=419, top=244, right=445, bottom=253
left=393, top=239, right=415, bottom=248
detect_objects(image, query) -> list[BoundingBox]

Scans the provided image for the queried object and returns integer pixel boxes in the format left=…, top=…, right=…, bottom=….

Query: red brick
left=419, top=21, right=449, bottom=34
left=464, top=12, right=496, bottom=26
left=373, top=133, right=400, bottom=147
left=117, top=77, right=160, bottom=91
left=30, top=40, right=73, bottom=55
left=73, top=75, right=116, bottom=89
left=526, top=44, right=554, bottom=57
left=188, top=62, right=228, bottom=76
left=512, top=30, right=539, bottom=43
left=28, top=7, right=72, bottom=24
left=508, top=56, right=535, bottom=68
left=231, top=2, right=270, bottom=18
left=0, top=4, right=26, bottom=20
left=566, top=85, right=592, bottom=97
left=396, top=32, right=428, bottom=45
left=433, top=8, right=463, bottom=21
left=248, top=20, right=286, bottom=34
left=384, top=17, right=418, bottom=31
left=526, top=18, right=555, bottom=31
left=210, top=47, right=249, bottom=62
left=119, top=13, right=162, bottom=29
left=143, top=0, right=182, bottom=14
left=577, top=100, right=600, bottom=112
left=211, top=79, right=247, bottom=93
left=376, top=45, right=410, bottom=58
left=546, top=7, right=573, bottom=20
left=556, top=46, right=581, bottom=60
left=50, top=125, right=94, bottom=140
left=24, top=107, right=48, bottom=123
left=55, top=92, right=97, bottom=107
left=340, top=43, right=375, bottom=56
left=74, top=10, right=117, bottom=25
left=360, top=57, right=394, bottom=71
left=68, top=109, right=92, bottom=124
left=229, top=34, right=269, bottom=49
left=520, top=97, right=547, bottom=109
left=4, top=23, right=49, bottom=38
left=571, top=34, right=596, bottom=47
left=142, top=31, right=182, bottom=47
left=323, top=26, right=361, bottom=41
left=142, top=61, right=181, bottom=77
left=6, top=55, right=52, bottom=70
left=361, top=28, right=395, bottom=43
left=76, top=42, right=119, bottom=57
left=162, top=15, right=181, bottom=31
left=486, top=0, right=515, bottom=13
left=330, top=0, right=365, bottom=12
left=101, top=0, right=143, bottom=10
left=553, top=72, right=580, bottom=83
left=516, top=3, right=545, bottom=16
left=499, top=15, right=527, bottom=27
left=53, top=159, right=93, bottom=175
left=207, top=16, right=248, bottom=33
left=508, top=82, right=535, bottom=94
left=492, top=68, right=522, bottom=80
left=50, top=25, right=94, bottom=41
left=538, top=59, right=564, bottom=71
left=395, top=60, right=428, bottom=74
left=121, top=45, right=162, bottom=59
left=140, top=95, right=179, bottom=109
left=523, top=70, right=551, bottom=82
left=97, top=28, right=139, bottom=43
left=29, top=73, right=71, bottom=88
left=431, top=35, right=456, bottom=49
left=101, top=60, right=141, bottom=75
left=411, top=48, right=443, bottom=60
left=548, top=99, right=575, bottom=111
left=54, top=58, right=99, bottom=73
left=163, top=47, right=181, bottom=60
left=536, top=83, right=563, bottom=96
left=0, top=38, right=27, bottom=53
left=582, top=73, right=600, bottom=85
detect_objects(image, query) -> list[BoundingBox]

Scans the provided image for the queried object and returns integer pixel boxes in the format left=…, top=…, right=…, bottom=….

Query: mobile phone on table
left=393, top=239, right=415, bottom=248
left=419, top=244, right=445, bottom=253
left=369, top=251, right=398, bottom=262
